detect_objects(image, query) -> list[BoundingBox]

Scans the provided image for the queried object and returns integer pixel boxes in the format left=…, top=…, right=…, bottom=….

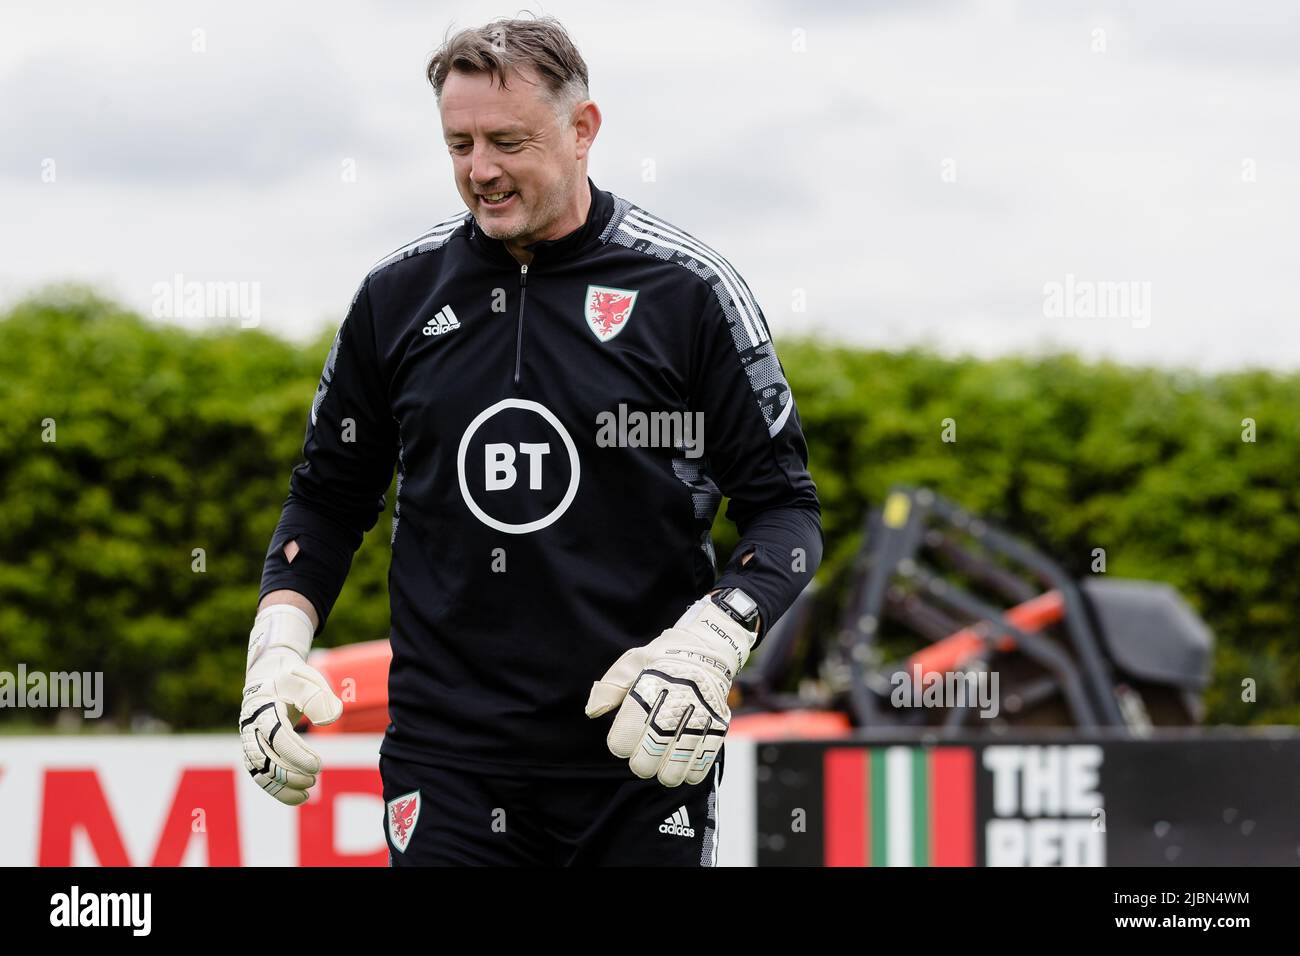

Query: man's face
left=440, top=67, right=587, bottom=246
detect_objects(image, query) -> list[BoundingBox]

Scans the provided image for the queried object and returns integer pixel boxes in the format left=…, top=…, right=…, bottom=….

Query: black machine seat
left=1079, top=578, right=1213, bottom=690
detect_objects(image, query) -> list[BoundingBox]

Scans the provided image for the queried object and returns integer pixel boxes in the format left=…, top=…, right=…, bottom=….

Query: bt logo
left=457, top=399, right=580, bottom=534
left=485, top=442, right=551, bottom=491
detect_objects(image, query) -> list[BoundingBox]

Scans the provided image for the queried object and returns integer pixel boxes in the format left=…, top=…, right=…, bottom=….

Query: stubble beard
left=477, top=165, right=577, bottom=245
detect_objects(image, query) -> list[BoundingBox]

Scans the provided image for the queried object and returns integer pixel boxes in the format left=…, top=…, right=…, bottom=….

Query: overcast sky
left=1, top=0, right=1296, bottom=370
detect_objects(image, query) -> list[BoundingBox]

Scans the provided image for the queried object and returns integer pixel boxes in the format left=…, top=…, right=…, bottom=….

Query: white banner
left=0, top=736, right=755, bottom=866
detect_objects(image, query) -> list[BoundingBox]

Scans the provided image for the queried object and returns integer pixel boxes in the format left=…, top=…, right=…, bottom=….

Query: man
left=240, top=15, right=822, bottom=866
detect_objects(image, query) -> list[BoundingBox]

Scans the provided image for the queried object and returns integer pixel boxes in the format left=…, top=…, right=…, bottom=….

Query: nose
left=469, top=144, right=502, bottom=187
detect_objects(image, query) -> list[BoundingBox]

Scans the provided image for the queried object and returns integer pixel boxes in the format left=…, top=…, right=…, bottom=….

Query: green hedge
left=1, top=288, right=1297, bottom=728
left=0, top=289, right=391, bottom=729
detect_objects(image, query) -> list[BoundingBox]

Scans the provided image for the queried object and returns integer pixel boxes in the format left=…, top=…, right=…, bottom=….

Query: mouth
left=478, top=190, right=517, bottom=209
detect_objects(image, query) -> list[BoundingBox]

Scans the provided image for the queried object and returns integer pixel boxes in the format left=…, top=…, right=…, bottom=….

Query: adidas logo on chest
left=422, top=304, right=461, bottom=336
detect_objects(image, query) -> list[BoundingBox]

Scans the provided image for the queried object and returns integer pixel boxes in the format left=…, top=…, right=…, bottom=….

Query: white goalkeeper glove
left=585, top=595, right=757, bottom=787
left=239, top=604, right=343, bottom=806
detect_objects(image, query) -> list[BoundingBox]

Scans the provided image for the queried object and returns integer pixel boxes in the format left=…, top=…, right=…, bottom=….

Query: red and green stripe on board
left=824, top=747, right=975, bottom=867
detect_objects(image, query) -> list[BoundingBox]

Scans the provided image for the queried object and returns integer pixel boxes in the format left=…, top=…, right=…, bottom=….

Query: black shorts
left=379, top=748, right=724, bottom=867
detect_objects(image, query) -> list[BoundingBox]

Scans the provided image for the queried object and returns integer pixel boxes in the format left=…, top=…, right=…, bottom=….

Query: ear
left=572, top=100, right=602, bottom=159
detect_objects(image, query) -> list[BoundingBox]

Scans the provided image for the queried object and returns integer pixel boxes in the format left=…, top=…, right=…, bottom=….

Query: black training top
left=259, top=177, right=823, bottom=776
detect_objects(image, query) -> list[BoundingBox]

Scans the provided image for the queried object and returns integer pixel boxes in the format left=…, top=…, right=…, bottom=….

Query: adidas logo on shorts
left=659, top=806, right=695, bottom=838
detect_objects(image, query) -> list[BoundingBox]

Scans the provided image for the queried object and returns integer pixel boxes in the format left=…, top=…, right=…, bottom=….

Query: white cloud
left=0, top=0, right=1295, bottom=370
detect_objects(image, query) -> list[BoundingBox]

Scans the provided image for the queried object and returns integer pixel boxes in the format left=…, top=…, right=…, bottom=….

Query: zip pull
left=513, top=263, right=529, bottom=389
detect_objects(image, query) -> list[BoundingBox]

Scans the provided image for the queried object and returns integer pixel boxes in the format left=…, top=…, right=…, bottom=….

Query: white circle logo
left=456, top=398, right=581, bottom=534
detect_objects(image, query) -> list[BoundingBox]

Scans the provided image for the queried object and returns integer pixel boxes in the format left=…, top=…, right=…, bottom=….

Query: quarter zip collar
left=468, top=176, right=614, bottom=268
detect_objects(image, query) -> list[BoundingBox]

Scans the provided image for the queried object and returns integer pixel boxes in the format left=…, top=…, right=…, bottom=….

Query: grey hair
left=426, top=14, right=591, bottom=127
